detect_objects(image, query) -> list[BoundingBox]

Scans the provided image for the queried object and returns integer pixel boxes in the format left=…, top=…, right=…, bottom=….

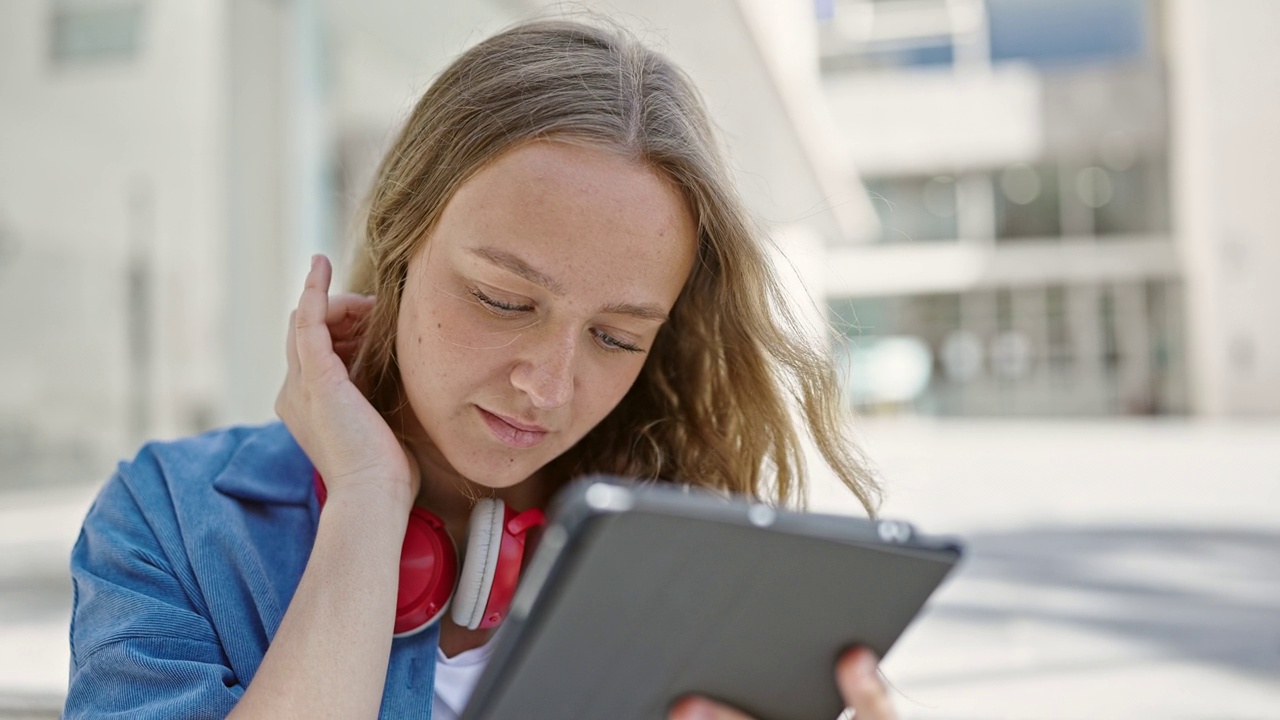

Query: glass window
left=987, top=0, right=1150, bottom=68
left=50, top=0, right=146, bottom=65
left=864, top=175, right=959, bottom=243
left=1095, top=156, right=1170, bottom=236
left=995, top=162, right=1063, bottom=240
left=1045, top=286, right=1072, bottom=371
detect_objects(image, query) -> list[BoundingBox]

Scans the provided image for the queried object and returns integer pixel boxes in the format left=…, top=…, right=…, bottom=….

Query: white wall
left=0, top=0, right=228, bottom=468
left=1168, top=0, right=1280, bottom=415
left=823, top=63, right=1044, bottom=177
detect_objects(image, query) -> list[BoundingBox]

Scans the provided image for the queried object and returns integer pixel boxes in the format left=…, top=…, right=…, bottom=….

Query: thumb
left=836, top=648, right=896, bottom=720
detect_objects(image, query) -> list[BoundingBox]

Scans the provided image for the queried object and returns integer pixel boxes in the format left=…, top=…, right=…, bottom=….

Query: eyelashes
left=590, top=328, right=643, bottom=354
left=469, top=286, right=532, bottom=315
left=467, top=286, right=644, bottom=354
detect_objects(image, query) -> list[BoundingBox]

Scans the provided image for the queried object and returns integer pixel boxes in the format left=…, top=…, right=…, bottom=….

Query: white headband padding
left=452, top=498, right=505, bottom=630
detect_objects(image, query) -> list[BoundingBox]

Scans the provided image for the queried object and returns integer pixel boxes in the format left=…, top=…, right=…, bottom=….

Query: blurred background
left=1, top=0, right=1277, bottom=717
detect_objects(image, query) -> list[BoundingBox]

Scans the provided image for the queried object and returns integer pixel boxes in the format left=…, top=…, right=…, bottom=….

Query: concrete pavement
left=0, top=483, right=95, bottom=719
left=809, top=419, right=1280, bottom=719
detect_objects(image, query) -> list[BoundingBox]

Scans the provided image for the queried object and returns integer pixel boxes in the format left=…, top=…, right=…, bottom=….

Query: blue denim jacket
left=65, top=422, right=440, bottom=719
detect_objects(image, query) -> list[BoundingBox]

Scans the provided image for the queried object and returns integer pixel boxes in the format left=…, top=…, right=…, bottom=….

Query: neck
left=389, top=411, right=550, bottom=529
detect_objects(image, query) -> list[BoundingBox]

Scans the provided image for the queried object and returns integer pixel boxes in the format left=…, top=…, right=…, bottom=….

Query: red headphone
left=313, top=471, right=546, bottom=637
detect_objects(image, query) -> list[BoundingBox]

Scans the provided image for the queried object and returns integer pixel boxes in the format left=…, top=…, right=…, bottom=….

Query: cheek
left=578, top=360, right=647, bottom=423
left=397, top=294, right=466, bottom=396
left=430, top=289, right=527, bottom=355
left=402, top=288, right=491, bottom=362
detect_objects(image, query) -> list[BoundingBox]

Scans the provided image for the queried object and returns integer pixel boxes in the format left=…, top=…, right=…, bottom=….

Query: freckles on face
left=394, top=140, right=698, bottom=488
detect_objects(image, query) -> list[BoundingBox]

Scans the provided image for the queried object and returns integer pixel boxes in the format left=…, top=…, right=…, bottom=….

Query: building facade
left=817, top=0, right=1278, bottom=417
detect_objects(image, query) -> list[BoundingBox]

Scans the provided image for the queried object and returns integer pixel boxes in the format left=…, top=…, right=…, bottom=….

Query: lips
left=478, top=407, right=550, bottom=449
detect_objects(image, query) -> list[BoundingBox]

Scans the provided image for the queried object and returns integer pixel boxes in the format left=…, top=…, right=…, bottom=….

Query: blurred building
left=819, top=0, right=1280, bottom=417
left=0, top=0, right=1275, bottom=490
left=0, top=0, right=868, bottom=482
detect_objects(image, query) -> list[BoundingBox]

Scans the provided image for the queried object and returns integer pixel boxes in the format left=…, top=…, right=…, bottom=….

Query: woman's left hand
left=668, top=647, right=895, bottom=720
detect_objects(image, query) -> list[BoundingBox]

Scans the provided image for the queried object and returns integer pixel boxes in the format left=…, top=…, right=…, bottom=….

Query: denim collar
left=212, top=422, right=314, bottom=505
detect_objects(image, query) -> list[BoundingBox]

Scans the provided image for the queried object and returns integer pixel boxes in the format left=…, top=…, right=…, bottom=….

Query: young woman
left=65, top=18, right=889, bottom=720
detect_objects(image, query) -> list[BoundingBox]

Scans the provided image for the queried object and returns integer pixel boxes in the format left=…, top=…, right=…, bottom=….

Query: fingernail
left=310, top=254, right=320, bottom=270
left=674, top=697, right=715, bottom=720
left=857, top=650, right=878, bottom=678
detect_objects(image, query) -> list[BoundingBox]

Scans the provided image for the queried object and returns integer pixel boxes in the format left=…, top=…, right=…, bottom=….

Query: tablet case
left=461, top=477, right=962, bottom=720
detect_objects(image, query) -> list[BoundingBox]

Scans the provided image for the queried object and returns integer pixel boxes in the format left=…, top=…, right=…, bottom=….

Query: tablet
left=461, top=477, right=963, bottom=720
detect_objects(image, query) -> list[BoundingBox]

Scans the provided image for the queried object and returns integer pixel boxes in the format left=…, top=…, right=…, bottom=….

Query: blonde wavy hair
left=348, top=18, right=878, bottom=513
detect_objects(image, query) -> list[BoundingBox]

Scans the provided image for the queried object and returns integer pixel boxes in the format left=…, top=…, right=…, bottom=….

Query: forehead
left=431, top=140, right=698, bottom=302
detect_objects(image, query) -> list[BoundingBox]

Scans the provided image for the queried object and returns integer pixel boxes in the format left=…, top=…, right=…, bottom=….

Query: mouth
left=477, top=407, right=550, bottom=449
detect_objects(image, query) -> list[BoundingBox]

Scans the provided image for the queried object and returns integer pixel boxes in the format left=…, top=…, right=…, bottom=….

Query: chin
left=454, top=454, right=548, bottom=490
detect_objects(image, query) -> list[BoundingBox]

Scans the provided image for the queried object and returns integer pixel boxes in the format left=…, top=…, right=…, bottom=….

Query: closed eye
left=469, top=287, right=533, bottom=315
left=472, top=285, right=645, bottom=353
left=592, top=328, right=644, bottom=353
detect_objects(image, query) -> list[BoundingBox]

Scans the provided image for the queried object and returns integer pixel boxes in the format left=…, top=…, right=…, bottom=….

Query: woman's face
left=395, top=140, right=698, bottom=490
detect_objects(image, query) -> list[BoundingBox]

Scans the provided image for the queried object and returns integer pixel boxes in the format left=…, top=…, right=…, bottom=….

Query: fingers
left=669, top=696, right=755, bottom=720
left=283, top=256, right=374, bottom=397
left=666, top=650, right=896, bottom=720
left=327, top=293, right=375, bottom=370
left=837, top=648, right=896, bottom=720
left=294, top=255, right=338, bottom=377
left=326, top=293, right=375, bottom=342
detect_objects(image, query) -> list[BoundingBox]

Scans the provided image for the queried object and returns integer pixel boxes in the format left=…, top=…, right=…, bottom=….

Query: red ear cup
left=313, top=472, right=458, bottom=637
left=394, top=506, right=458, bottom=636
left=312, top=471, right=543, bottom=635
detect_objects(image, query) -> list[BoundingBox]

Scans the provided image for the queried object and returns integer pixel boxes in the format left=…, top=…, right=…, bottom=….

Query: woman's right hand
left=275, top=254, right=419, bottom=506
left=231, top=255, right=417, bottom=719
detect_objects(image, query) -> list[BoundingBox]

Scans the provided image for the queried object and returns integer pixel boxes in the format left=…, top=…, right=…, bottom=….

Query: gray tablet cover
left=462, top=480, right=961, bottom=720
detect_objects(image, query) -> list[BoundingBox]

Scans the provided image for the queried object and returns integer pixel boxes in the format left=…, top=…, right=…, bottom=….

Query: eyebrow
left=467, top=246, right=566, bottom=295
left=599, top=301, right=670, bottom=323
left=466, top=245, right=670, bottom=323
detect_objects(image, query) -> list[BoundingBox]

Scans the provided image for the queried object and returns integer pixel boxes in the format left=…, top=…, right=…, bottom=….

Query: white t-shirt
left=431, top=638, right=495, bottom=720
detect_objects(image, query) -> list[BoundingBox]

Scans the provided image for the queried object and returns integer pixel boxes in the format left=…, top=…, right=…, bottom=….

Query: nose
left=510, top=327, right=576, bottom=410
